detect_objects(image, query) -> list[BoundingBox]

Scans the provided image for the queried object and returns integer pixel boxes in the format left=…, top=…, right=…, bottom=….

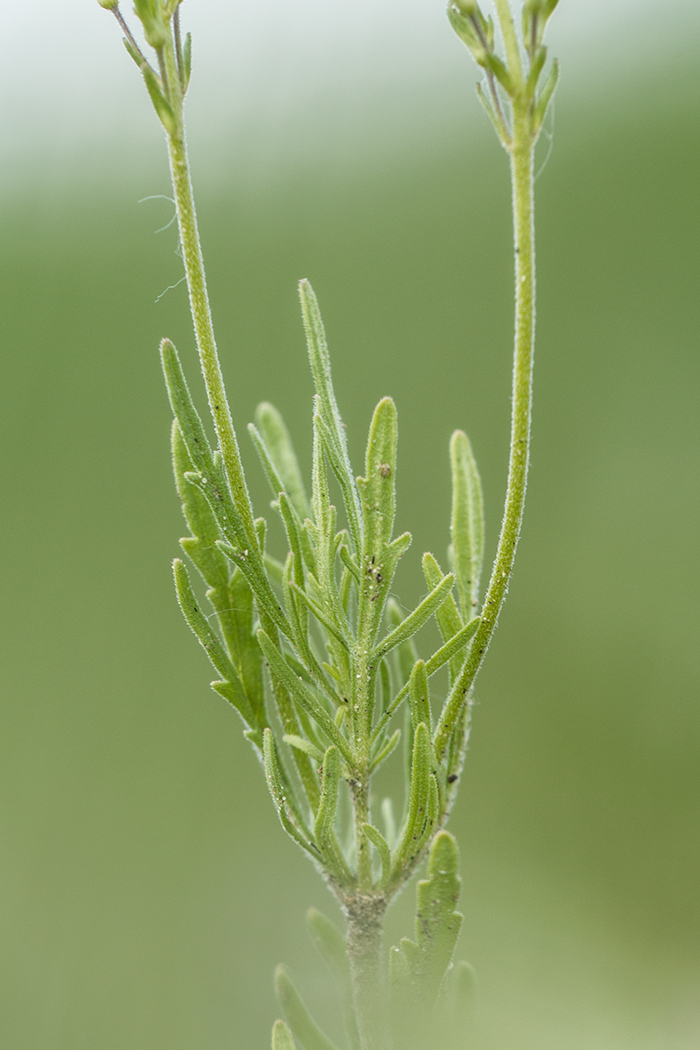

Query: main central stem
left=344, top=892, right=387, bottom=1050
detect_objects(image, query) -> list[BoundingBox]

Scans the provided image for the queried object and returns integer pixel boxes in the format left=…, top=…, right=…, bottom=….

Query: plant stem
left=161, top=37, right=259, bottom=555
left=434, top=99, right=536, bottom=759
left=343, top=893, right=387, bottom=1050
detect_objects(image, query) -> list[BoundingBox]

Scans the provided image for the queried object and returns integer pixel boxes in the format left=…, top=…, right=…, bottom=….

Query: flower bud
left=134, top=0, right=169, bottom=50
left=97, top=0, right=119, bottom=9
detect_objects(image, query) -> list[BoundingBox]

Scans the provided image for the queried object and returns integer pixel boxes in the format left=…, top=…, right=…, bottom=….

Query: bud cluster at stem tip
left=447, top=0, right=561, bottom=146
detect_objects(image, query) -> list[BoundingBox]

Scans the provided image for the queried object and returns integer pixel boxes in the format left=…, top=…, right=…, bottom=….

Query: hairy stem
left=344, top=894, right=387, bottom=1050
left=434, top=101, right=535, bottom=758
left=161, top=37, right=259, bottom=555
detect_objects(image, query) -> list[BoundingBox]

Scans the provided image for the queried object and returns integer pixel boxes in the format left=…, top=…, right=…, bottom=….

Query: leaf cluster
left=164, top=279, right=485, bottom=899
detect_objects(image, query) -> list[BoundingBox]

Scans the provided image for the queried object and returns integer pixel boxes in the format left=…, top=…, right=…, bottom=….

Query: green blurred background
left=1, top=2, right=699, bottom=1048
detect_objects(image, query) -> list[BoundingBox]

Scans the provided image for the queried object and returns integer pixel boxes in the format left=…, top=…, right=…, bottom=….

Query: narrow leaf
left=526, top=45, right=547, bottom=95
left=210, top=680, right=258, bottom=735
left=288, top=580, right=350, bottom=651
left=484, top=52, right=515, bottom=95
left=371, top=615, right=478, bottom=748
left=255, top=402, right=311, bottom=521
left=409, top=661, right=431, bottom=733
left=314, top=747, right=350, bottom=883
left=370, top=728, right=401, bottom=772
left=449, top=960, right=477, bottom=1028
left=363, top=823, right=391, bottom=887
left=358, top=396, right=397, bottom=559
left=372, top=573, right=454, bottom=661
left=172, top=423, right=227, bottom=587
left=381, top=797, right=397, bottom=850
left=181, top=31, right=192, bottom=93
left=412, top=832, right=464, bottom=997
left=162, top=340, right=248, bottom=551
left=257, top=631, right=354, bottom=765
left=141, top=64, right=176, bottom=134
left=392, top=723, right=432, bottom=880
left=390, top=831, right=464, bottom=1036
left=272, top=1020, right=296, bottom=1050
left=414, top=773, right=439, bottom=857
left=248, top=421, right=285, bottom=500
left=534, top=58, right=559, bottom=131
left=299, top=280, right=362, bottom=552
left=283, top=734, right=325, bottom=765
left=172, top=558, right=257, bottom=723
left=306, top=908, right=350, bottom=990
left=275, top=965, right=340, bottom=1050
left=450, top=430, right=485, bottom=621
left=217, top=539, right=291, bottom=637
left=422, top=551, right=465, bottom=682
left=262, top=730, right=318, bottom=858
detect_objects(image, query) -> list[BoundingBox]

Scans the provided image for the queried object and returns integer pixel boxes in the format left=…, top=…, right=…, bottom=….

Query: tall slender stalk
left=434, top=103, right=536, bottom=757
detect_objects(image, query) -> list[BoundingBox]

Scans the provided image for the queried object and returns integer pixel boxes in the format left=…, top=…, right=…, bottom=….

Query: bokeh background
left=1, top=2, right=699, bottom=1048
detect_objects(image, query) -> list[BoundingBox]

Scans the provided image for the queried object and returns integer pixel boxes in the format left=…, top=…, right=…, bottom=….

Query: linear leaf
left=448, top=960, right=477, bottom=1029
left=534, top=58, right=559, bottom=132
left=425, top=617, right=480, bottom=678
left=299, top=280, right=362, bottom=553
left=161, top=340, right=248, bottom=551
left=283, top=734, right=326, bottom=765
left=248, top=421, right=285, bottom=500
left=392, top=722, right=432, bottom=880
left=409, top=661, right=431, bottom=734
left=370, top=728, right=401, bottom=773
left=172, top=422, right=229, bottom=590
left=411, top=831, right=464, bottom=997
left=257, top=631, right=354, bottom=765
left=275, top=965, right=340, bottom=1050
left=414, top=773, right=439, bottom=857
left=288, top=580, right=349, bottom=651
left=381, top=797, right=397, bottom=850
left=450, top=430, right=485, bottom=621
left=372, top=574, right=454, bottom=661
left=363, top=823, right=392, bottom=887
left=262, top=730, right=318, bottom=858
left=141, top=64, right=176, bottom=134
left=255, top=401, right=311, bottom=522
left=358, top=397, right=397, bottom=554
left=268, top=675, right=321, bottom=814
left=314, top=747, right=350, bottom=883
left=172, top=559, right=257, bottom=725
left=306, top=908, right=349, bottom=990
left=390, top=831, right=464, bottom=1045
left=371, top=616, right=478, bottom=747
left=216, top=539, right=291, bottom=636
left=272, top=1020, right=297, bottom=1050
left=422, top=552, right=464, bottom=682
left=387, top=598, right=419, bottom=688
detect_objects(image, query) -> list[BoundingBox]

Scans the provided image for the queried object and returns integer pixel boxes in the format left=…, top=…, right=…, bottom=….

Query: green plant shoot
left=98, top=0, right=561, bottom=1046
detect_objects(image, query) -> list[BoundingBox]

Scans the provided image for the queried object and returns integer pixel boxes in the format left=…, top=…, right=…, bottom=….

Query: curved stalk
left=434, top=100, right=536, bottom=759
